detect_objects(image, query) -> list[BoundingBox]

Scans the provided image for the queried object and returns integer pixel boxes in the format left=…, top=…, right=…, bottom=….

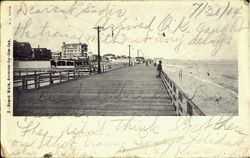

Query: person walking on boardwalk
left=156, top=60, right=162, bottom=78
left=153, top=60, right=157, bottom=66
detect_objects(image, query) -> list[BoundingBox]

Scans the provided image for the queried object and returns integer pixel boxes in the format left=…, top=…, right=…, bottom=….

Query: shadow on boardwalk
left=14, top=64, right=176, bottom=116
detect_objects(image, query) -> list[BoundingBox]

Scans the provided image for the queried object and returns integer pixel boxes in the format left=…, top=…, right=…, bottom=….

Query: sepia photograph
left=1, top=0, right=249, bottom=158
left=12, top=1, right=242, bottom=116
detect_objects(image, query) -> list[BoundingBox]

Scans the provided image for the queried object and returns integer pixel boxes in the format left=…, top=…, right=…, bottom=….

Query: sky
left=12, top=1, right=248, bottom=60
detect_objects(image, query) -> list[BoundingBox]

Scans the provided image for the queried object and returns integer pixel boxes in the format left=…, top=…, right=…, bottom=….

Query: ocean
left=162, top=60, right=238, bottom=115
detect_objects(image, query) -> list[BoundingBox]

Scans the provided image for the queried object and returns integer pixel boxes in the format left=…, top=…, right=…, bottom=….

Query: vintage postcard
left=1, top=0, right=249, bottom=157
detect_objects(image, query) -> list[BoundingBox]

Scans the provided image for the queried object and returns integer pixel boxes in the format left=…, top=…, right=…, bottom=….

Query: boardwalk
left=14, top=64, right=176, bottom=116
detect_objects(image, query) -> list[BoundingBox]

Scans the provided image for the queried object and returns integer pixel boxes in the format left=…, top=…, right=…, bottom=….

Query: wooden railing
left=14, top=62, right=130, bottom=91
left=160, top=72, right=205, bottom=116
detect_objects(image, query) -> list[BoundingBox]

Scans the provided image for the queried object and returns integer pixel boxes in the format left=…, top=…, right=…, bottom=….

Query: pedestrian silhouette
left=156, top=60, right=163, bottom=78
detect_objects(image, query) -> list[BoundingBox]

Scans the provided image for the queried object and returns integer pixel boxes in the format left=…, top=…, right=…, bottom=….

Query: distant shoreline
left=163, top=59, right=238, bottom=63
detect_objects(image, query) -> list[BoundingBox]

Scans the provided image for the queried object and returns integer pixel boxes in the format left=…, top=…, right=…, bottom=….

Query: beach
left=162, top=60, right=238, bottom=115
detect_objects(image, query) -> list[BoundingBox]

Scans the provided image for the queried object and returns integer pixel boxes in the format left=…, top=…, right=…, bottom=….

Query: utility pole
left=93, top=26, right=104, bottom=74
left=128, top=45, right=132, bottom=66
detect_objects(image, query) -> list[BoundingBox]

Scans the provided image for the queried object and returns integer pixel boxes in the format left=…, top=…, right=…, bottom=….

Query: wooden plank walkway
left=14, top=64, right=176, bottom=116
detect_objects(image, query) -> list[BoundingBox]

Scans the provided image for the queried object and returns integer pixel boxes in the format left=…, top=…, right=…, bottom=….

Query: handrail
left=160, top=72, right=205, bottom=116
left=14, top=62, right=130, bottom=91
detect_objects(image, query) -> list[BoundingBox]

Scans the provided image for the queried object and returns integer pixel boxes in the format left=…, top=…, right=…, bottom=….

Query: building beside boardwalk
left=32, top=48, right=52, bottom=60
left=135, top=57, right=145, bottom=63
left=103, top=54, right=116, bottom=61
left=13, top=40, right=33, bottom=60
left=52, top=51, right=62, bottom=59
left=61, top=42, right=88, bottom=59
left=14, top=40, right=52, bottom=61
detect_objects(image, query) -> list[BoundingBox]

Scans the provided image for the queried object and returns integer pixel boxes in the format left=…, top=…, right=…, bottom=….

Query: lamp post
left=128, top=45, right=132, bottom=66
left=93, top=26, right=104, bottom=73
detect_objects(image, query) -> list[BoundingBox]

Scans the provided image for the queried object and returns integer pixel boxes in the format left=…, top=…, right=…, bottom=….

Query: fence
left=160, top=72, right=205, bottom=116
left=14, top=62, right=130, bottom=91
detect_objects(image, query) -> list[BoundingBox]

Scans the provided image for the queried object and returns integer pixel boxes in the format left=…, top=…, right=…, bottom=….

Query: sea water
left=162, top=60, right=238, bottom=115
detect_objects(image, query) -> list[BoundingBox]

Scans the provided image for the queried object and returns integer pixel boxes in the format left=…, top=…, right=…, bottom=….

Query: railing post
left=34, top=70, right=37, bottom=88
left=68, top=70, right=70, bottom=80
left=22, top=76, right=26, bottom=90
left=73, top=70, right=76, bottom=78
left=59, top=71, right=62, bottom=82
left=49, top=71, right=53, bottom=85
left=37, top=74, right=40, bottom=87
left=25, top=80, right=28, bottom=90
